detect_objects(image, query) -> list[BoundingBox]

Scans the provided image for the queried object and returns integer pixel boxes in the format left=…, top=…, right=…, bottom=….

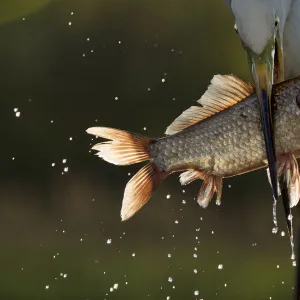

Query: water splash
left=288, top=213, right=296, bottom=266
left=272, top=195, right=278, bottom=234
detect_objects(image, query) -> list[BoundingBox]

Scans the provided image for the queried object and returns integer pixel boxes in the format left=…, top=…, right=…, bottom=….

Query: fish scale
left=149, top=80, right=300, bottom=177
left=87, top=75, right=300, bottom=220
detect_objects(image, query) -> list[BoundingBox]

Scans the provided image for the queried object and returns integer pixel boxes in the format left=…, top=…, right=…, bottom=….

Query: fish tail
left=86, top=127, right=166, bottom=220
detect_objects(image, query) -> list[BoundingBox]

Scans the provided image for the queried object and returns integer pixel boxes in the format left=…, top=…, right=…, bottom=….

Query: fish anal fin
left=180, top=170, right=223, bottom=208
left=179, top=170, right=206, bottom=185
left=165, top=75, right=253, bottom=135
left=197, top=175, right=223, bottom=208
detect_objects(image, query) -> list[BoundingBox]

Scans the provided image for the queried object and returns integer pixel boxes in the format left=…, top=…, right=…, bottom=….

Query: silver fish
left=87, top=75, right=300, bottom=220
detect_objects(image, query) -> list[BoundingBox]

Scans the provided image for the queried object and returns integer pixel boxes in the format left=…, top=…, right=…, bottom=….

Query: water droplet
left=272, top=227, right=278, bottom=234
left=64, top=167, right=69, bottom=172
left=115, top=96, right=119, bottom=100
left=51, top=163, right=55, bottom=167
left=62, top=159, right=67, bottom=164
left=218, top=264, right=223, bottom=270
left=15, top=111, right=21, bottom=117
left=132, top=253, right=135, bottom=257
left=161, top=78, right=166, bottom=83
left=68, top=22, right=72, bottom=26
left=166, top=194, right=171, bottom=199
left=168, top=277, right=173, bottom=282
left=175, top=220, right=179, bottom=224
left=288, top=214, right=293, bottom=221
left=272, top=195, right=278, bottom=231
left=281, top=231, right=286, bottom=236
left=45, top=285, right=50, bottom=290
left=107, top=239, right=112, bottom=244
left=182, top=200, right=186, bottom=204
left=113, top=283, right=118, bottom=289
left=167, top=253, right=171, bottom=258
left=193, top=269, right=198, bottom=274
left=194, top=290, right=199, bottom=296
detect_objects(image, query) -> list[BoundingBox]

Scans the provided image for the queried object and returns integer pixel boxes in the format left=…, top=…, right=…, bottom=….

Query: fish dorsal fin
left=165, top=75, right=253, bottom=135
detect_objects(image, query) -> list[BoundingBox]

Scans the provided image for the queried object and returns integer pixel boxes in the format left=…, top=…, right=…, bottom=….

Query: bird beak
left=247, top=32, right=293, bottom=237
left=245, top=30, right=284, bottom=202
left=274, top=28, right=284, bottom=83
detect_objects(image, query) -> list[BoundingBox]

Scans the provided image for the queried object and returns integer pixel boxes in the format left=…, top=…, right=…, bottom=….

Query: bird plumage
left=226, top=0, right=300, bottom=78
left=284, top=0, right=300, bottom=78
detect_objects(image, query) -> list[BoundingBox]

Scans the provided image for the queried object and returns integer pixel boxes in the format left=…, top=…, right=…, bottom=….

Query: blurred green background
left=0, top=0, right=299, bottom=299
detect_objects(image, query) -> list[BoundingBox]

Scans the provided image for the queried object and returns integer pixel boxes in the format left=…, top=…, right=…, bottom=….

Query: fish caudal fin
left=87, top=127, right=151, bottom=165
left=121, top=163, right=163, bottom=220
left=87, top=127, right=166, bottom=220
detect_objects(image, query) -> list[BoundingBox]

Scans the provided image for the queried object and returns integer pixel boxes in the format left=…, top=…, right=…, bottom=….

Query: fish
left=87, top=74, right=300, bottom=221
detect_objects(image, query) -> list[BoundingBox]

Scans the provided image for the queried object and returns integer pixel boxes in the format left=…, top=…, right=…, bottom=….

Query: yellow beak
left=246, top=30, right=284, bottom=202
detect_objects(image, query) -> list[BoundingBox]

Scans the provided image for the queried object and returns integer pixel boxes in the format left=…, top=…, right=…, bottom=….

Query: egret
left=225, top=0, right=300, bottom=234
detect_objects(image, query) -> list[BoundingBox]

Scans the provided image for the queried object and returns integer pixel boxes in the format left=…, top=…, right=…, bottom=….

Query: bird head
left=228, top=0, right=292, bottom=96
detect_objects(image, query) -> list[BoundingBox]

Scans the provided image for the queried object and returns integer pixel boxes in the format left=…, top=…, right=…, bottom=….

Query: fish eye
left=275, top=17, right=280, bottom=28
left=296, top=93, right=300, bottom=108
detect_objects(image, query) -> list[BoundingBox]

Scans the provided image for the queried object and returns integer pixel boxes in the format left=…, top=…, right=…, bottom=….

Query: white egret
left=225, top=0, right=300, bottom=234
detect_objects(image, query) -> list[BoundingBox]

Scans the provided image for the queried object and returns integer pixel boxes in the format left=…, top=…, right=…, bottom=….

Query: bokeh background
left=1, top=0, right=299, bottom=299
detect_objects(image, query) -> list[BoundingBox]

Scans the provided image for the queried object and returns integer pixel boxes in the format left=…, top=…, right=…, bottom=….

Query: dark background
left=0, top=0, right=299, bottom=299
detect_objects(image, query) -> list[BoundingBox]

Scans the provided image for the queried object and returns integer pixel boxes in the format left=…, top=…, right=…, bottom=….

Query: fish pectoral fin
left=197, top=175, right=223, bottom=208
left=266, top=154, right=300, bottom=208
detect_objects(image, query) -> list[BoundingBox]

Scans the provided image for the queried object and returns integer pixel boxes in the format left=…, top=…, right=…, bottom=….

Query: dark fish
left=87, top=75, right=300, bottom=220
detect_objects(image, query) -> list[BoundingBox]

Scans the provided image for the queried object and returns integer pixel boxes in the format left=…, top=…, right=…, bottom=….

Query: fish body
left=150, top=78, right=300, bottom=177
left=87, top=75, right=300, bottom=220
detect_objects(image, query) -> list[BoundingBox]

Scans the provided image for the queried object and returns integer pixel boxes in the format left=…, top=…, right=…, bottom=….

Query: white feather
left=228, top=0, right=293, bottom=55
